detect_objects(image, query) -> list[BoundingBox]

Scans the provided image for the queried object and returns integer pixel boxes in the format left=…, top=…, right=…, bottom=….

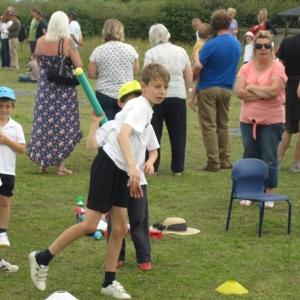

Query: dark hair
left=141, top=63, right=170, bottom=85
left=31, top=7, right=39, bottom=14
left=35, top=10, right=43, bottom=17
left=210, top=9, right=231, bottom=32
left=0, top=98, right=15, bottom=107
left=119, top=92, right=142, bottom=103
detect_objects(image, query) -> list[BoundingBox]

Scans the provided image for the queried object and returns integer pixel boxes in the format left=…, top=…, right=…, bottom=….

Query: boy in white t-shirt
left=0, top=87, right=25, bottom=272
left=29, top=63, right=170, bottom=299
left=87, top=80, right=158, bottom=272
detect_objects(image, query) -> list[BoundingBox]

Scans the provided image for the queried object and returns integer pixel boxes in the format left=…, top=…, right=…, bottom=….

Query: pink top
left=237, top=60, right=287, bottom=122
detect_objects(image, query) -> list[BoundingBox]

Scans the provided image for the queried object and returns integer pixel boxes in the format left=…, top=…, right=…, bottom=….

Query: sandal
left=265, top=201, right=274, bottom=208
left=38, top=167, right=48, bottom=174
left=240, top=200, right=253, bottom=207
left=57, top=169, right=73, bottom=176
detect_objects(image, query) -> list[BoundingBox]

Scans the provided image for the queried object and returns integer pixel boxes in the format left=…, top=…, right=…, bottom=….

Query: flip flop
left=57, top=169, right=73, bottom=176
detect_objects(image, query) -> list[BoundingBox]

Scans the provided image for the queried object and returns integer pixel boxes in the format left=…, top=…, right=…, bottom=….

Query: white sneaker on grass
left=101, top=280, right=131, bottom=299
left=0, top=258, right=19, bottom=272
left=0, top=232, right=10, bottom=247
left=290, top=161, right=300, bottom=173
left=240, top=200, right=252, bottom=207
left=29, top=251, right=49, bottom=291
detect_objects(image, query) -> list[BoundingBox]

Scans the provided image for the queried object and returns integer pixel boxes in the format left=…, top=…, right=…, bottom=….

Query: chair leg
left=226, top=198, right=234, bottom=231
left=287, top=199, right=292, bottom=234
left=258, top=202, right=265, bottom=237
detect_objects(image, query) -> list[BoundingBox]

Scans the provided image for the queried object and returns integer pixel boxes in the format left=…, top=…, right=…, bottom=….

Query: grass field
left=0, top=38, right=300, bottom=300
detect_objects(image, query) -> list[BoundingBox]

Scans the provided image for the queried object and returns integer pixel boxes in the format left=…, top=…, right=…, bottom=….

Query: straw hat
left=150, top=217, right=200, bottom=235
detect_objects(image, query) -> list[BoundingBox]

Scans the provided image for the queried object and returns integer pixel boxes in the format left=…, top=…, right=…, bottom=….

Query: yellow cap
left=118, top=80, right=141, bottom=100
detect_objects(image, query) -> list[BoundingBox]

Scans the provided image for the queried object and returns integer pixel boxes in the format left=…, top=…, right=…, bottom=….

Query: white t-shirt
left=144, top=43, right=190, bottom=99
left=103, top=96, right=153, bottom=174
left=69, top=20, right=81, bottom=47
left=244, top=44, right=253, bottom=63
left=0, top=117, right=25, bottom=175
left=0, top=21, right=13, bottom=39
left=96, top=120, right=159, bottom=185
left=89, top=41, right=139, bottom=99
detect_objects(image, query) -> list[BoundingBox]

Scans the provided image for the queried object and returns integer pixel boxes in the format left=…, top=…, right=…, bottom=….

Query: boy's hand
left=128, top=165, right=143, bottom=198
left=143, top=161, right=154, bottom=176
left=91, top=110, right=105, bottom=123
left=0, top=132, right=9, bottom=145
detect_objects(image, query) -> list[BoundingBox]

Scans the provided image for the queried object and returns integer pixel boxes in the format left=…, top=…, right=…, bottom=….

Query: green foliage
left=0, top=0, right=299, bottom=43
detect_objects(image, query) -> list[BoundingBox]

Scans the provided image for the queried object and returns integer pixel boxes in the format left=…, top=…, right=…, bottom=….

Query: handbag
left=47, top=38, right=80, bottom=86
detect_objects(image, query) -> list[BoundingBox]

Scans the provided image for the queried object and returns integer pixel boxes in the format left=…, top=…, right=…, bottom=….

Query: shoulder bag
left=47, top=38, right=80, bottom=86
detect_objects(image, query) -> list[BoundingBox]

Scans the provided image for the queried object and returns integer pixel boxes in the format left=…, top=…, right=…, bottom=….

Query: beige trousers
left=9, top=38, right=19, bottom=70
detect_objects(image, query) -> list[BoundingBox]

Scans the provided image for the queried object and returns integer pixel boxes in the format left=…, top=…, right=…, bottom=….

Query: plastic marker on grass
left=75, top=68, right=108, bottom=125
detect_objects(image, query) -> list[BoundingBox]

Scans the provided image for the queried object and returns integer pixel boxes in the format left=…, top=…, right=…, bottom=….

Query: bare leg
left=293, top=133, right=300, bottom=162
left=48, top=209, right=102, bottom=255
left=0, top=195, right=10, bottom=229
left=105, top=206, right=128, bottom=272
left=278, top=131, right=292, bottom=161
left=57, top=159, right=73, bottom=175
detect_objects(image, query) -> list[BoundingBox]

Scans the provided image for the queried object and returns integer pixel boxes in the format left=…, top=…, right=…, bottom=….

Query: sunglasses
left=255, top=43, right=272, bottom=50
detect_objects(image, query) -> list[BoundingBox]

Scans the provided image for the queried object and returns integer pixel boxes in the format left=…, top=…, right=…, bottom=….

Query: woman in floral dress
left=27, top=11, right=83, bottom=175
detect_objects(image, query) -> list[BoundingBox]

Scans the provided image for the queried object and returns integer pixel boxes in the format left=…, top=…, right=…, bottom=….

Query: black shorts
left=87, top=148, right=129, bottom=213
left=285, top=119, right=300, bottom=134
left=0, top=174, right=15, bottom=197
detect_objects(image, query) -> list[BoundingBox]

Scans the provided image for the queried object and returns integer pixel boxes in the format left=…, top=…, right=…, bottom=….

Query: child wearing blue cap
left=0, top=87, right=25, bottom=271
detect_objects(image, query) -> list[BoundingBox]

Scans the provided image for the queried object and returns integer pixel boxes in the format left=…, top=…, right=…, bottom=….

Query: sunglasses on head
left=255, top=43, right=272, bottom=50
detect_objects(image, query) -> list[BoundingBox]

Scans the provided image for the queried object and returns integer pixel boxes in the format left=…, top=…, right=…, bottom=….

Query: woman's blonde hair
left=227, top=7, right=236, bottom=16
left=45, top=11, right=70, bottom=42
left=149, top=23, right=171, bottom=46
left=102, top=19, right=124, bottom=42
left=258, top=8, right=268, bottom=23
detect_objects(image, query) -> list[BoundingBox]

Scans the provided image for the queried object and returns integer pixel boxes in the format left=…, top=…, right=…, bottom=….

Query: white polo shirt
left=103, top=96, right=153, bottom=174
left=96, top=120, right=159, bottom=185
left=69, top=20, right=81, bottom=47
left=0, top=117, right=25, bottom=175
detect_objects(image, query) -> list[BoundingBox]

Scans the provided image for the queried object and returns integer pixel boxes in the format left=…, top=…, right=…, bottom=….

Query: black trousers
left=151, top=97, right=187, bottom=173
left=107, top=185, right=151, bottom=264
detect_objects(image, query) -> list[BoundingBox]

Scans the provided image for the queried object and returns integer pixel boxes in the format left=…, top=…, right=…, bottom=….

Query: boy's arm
left=117, top=124, right=143, bottom=198
left=0, top=134, right=25, bottom=153
left=86, top=110, right=105, bottom=150
left=143, top=149, right=158, bottom=176
left=297, top=81, right=300, bottom=98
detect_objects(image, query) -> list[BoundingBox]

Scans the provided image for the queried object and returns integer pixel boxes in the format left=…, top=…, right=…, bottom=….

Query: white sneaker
left=240, top=200, right=253, bottom=207
left=0, top=258, right=19, bottom=272
left=29, top=251, right=49, bottom=291
left=101, top=280, right=131, bottom=299
left=265, top=201, right=274, bottom=208
left=0, top=232, right=10, bottom=247
left=290, top=161, right=300, bottom=173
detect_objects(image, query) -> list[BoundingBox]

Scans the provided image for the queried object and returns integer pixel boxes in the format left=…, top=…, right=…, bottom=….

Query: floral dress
left=27, top=55, right=83, bottom=167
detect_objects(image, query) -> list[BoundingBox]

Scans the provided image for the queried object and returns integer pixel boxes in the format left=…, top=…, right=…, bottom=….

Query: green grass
left=1, top=38, right=300, bottom=300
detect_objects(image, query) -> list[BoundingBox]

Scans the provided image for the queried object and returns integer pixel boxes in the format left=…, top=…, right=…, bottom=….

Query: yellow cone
left=216, top=280, right=249, bottom=295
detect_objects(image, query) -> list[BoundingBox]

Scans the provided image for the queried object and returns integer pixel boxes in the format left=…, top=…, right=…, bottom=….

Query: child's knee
left=112, top=222, right=128, bottom=236
left=80, top=219, right=98, bottom=234
left=0, top=196, right=10, bottom=208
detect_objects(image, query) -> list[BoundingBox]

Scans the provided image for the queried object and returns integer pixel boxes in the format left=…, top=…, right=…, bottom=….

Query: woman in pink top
left=236, top=30, right=287, bottom=208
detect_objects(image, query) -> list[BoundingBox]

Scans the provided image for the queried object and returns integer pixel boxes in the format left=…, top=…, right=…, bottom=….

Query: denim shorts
left=95, top=91, right=121, bottom=121
left=240, top=122, right=284, bottom=189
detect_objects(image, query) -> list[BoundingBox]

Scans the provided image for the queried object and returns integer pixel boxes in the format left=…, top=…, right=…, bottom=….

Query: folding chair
left=226, top=158, right=292, bottom=237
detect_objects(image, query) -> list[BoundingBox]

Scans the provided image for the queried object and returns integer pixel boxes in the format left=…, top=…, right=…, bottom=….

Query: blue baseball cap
left=0, top=87, right=16, bottom=101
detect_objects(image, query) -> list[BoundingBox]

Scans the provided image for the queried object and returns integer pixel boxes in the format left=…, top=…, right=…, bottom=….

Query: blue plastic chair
left=226, top=158, right=292, bottom=237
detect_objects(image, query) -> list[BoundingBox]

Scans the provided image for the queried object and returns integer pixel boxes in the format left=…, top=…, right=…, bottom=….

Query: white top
left=96, top=121, right=159, bottom=185
left=103, top=96, right=153, bottom=174
left=89, top=41, right=139, bottom=99
left=244, top=44, right=253, bottom=63
left=0, top=117, right=25, bottom=175
left=69, top=20, right=81, bottom=47
left=144, top=43, right=190, bottom=99
left=196, top=30, right=199, bottom=41
left=0, top=21, right=13, bottom=39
